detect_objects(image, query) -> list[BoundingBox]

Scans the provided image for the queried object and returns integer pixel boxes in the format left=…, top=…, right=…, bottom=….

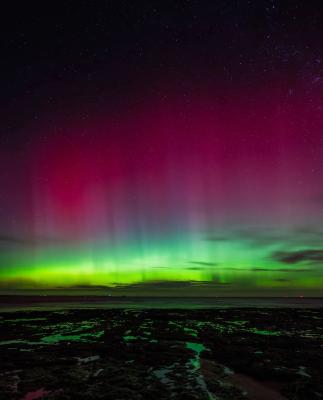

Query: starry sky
left=1, top=1, right=323, bottom=296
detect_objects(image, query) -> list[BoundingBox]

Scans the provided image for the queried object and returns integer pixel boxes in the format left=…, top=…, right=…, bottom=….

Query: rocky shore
left=0, top=308, right=322, bottom=399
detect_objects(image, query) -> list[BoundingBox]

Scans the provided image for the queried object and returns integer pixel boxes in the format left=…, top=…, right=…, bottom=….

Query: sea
left=0, top=295, right=322, bottom=311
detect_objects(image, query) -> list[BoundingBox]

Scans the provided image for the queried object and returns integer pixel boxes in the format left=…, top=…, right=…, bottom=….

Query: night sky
left=1, top=1, right=323, bottom=296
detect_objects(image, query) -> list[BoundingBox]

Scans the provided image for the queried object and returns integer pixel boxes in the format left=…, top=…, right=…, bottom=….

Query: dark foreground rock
left=0, top=308, right=322, bottom=399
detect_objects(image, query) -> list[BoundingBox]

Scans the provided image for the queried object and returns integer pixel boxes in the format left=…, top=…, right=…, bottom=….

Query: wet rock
left=0, top=308, right=322, bottom=399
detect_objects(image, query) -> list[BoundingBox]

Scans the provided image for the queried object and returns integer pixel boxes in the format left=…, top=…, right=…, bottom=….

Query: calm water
left=0, top=296, right=322, bottom=311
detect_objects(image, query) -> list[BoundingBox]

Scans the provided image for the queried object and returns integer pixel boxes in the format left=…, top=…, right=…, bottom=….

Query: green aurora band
left=1, top=227, right=323, bottom=296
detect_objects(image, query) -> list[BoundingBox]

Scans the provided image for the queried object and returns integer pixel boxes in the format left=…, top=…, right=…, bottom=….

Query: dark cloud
left=66, top=285, right=111, bottom=290
left=273, top=278, right=291, bottom=282
left=195, top=280, right=233, bottom=287
left=272, top=249, right=323, bottom=264
left=126, top=281, right=193, bottom=289
left=251, top=267, right=314, bottom=273
left=220, top=267, right=313, bottom=273
left=111, top=280, right=233, bottom=291
left=188, top=261, right=218, bottom=267
left=0, top=279, right=234, bottom=291
left=249, top=268, right=274, bottom=271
